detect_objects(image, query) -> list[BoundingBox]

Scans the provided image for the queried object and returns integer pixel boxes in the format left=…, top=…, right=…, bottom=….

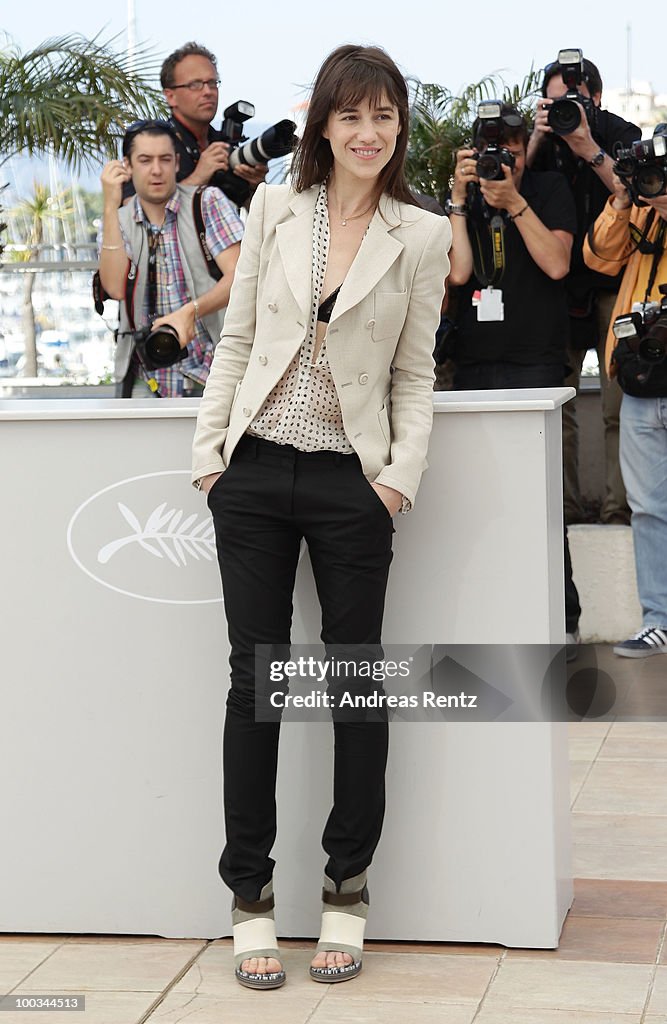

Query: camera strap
left=641, top=218, right=667, bottom=307
left=146, top=225, right=161, bottom=321
left=134, top=226, right=163, bottom=398
left=586, top=209, right=663, bottom=263
left=471, top=213, right=506, bottom=288
left=192, top=188, right=223, bottom=282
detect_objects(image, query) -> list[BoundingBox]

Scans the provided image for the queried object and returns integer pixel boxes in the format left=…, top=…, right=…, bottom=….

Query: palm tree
left=10, top=184, right=73, bottom=376
left=0, top=32, right=166, bottom=170
left=0, top=32, right=166, bottom=375
left=406, top=69, right=542, bottom=205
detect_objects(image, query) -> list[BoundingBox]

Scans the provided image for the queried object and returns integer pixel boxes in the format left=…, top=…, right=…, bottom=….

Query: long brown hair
left=291, top=44, right=418, bottom=207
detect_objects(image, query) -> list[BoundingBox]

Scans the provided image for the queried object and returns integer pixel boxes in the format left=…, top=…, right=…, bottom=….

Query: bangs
left=330, top=62, right=404, bottom=115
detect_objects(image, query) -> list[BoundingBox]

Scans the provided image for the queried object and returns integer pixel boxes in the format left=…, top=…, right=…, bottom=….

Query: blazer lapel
left=275, top=188, right=317, bottom=320
left=329, top=194, right=404, bottom=324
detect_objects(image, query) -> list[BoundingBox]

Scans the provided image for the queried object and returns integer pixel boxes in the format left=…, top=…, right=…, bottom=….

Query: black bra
left=317, top=285, right=341, bottom=324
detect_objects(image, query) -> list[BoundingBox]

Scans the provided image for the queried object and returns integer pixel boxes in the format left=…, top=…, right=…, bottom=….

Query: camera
left=212, top=100, right=297, bottom=207
left=547, top=49, right=597, bottom=136
left=474, top=100, right=516, bottom=181
left=613, top=126, right=667, bottom=205
left=612, top=287, right=667, bottom=366
left=133, top=323, right=187, bottom=372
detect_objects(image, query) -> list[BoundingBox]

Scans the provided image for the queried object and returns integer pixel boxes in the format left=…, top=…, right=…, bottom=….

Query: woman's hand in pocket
left=201, top=472, right=223, bottom=495
left=370, top=482, right=403, bottom=516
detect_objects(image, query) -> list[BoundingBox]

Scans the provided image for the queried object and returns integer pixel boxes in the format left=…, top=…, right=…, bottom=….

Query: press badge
left=476, top=287, right=504, bottom=322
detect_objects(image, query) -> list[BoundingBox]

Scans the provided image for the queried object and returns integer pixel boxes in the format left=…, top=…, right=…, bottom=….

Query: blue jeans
left=619, top=394, right=667, bottom=629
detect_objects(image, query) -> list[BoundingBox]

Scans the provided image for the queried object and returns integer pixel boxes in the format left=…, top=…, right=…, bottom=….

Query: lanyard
left=471, top=213, right=506, bottom=288
left=146, top=225, right=162, bottom=321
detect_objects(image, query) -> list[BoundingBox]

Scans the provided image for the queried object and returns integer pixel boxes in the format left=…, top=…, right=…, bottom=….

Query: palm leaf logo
left=97, top=502, right=216, bottom=567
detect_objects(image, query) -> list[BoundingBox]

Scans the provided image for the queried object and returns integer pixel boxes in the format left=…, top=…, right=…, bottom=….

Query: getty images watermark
left=252, top=644, right=655, bottom=723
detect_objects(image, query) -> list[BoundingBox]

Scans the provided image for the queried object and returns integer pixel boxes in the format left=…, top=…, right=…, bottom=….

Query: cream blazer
left=192, top=182, right=451, bottom=505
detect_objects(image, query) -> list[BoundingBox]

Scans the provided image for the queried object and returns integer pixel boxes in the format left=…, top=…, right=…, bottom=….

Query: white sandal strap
left=233, top=917, right=279, bottom=958
left=316, top=909, right=366, bottom=955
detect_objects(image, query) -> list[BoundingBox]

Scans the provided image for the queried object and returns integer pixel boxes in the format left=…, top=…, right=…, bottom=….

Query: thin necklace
left=327, top=183, right=374, bottom=227
left=338, top=204, right=374, bottom=227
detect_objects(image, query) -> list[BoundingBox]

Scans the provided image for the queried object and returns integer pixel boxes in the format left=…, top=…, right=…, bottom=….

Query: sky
left=2, top=1, right=665, bottom=196
left=3, top=1, right=664, bottom=125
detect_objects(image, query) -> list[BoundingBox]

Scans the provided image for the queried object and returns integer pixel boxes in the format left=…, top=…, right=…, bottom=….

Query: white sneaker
left=613, top=627, right=667, bottom=658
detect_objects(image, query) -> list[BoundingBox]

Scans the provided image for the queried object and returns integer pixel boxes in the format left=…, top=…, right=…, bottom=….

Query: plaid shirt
left=102, top=188, right=243, bottom=395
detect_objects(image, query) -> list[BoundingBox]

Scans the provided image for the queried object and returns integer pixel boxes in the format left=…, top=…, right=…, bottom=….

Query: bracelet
left=102, top=244, right=121, bottom=251
left=509, top=204, right=529, bottom=221
left=193, top=297, right=200, bottom=319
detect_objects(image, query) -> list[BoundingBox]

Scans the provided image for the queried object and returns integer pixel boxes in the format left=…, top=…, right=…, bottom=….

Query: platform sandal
left=309, top=870, right=368, bottom=983
left=232, top=881, right=286, bottom=990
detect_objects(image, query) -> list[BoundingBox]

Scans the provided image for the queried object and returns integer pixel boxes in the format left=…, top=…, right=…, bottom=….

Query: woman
left=192, top=44, right=450, bottom=989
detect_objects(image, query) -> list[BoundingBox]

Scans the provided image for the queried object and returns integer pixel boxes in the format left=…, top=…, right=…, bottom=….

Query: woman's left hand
left=370, top=482, right=404, bottom=516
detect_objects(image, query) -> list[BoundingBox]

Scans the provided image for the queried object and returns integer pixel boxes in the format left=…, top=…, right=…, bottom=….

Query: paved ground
left=2, top=647, right=666, bottom=1023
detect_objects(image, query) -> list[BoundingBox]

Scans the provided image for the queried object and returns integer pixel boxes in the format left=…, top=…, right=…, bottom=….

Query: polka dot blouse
left=248, top=182, right=354, bottom=453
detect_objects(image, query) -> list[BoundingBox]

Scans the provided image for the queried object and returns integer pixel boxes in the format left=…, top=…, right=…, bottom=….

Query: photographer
left=447, top=103, right=582, bottom=653
left=583, top=144, right=667, bottom=657
left=161, top=42, right=268, bottom=209
left=528, top=50, right=641, bottom=525
left=448, top=104, right=575, bottom=376
left=99, top=120, right=243, bottom=397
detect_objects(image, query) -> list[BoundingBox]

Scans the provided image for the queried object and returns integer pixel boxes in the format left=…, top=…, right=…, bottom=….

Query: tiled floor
left=2, top=648, right=667, bottom=1023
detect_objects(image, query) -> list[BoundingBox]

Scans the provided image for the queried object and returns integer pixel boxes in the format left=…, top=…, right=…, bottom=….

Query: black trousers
left=208, top=434, right=394, bottom=903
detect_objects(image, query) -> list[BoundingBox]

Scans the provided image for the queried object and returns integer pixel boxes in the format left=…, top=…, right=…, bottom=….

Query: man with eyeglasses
left=528, top=51, right=641, bottom=528
left=99, top=121, right=243, bottom=398
left=160, top=41, right=268, bottom=209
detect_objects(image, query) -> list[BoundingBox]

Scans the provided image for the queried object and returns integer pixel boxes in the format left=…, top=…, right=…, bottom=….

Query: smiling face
left=126, top=132, right=179, bottom=206
left=322, top=94, right=401, bottom=186
left=163, top=54, right=220, bottom=130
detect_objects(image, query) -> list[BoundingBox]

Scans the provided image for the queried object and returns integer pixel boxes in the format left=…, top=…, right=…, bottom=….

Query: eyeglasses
left=125, top=118, right=174, bottom=136
left=170, top=78, right=220, bottom=93
left=122, top=119, right=176, bottom=157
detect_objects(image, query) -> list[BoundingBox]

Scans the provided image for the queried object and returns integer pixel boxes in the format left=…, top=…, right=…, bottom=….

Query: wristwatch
left=445, top=199, right=467, bottom=217
left=589, top=149, right=606, bottom=168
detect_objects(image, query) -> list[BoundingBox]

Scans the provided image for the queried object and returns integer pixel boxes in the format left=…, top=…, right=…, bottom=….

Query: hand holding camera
left=478, top=163, right=522, bottom=213
left=132, top=304, right=196, bottom=374
left=539, top=96, right=597, bottom=160
left=613, top=128, right=667, bottom=206
left=452, top=148, right=478, bottom=204
left=152, top=304, right=196, bottom=349
left=610, top=174, right=632, bottom=212
left=190, top=142, right=231, bottom=185
left=210, top=100, right=297, bottom=206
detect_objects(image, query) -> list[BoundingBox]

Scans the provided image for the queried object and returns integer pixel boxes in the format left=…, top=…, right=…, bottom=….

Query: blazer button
left=268, top=302, right=278, bottom=312
left=242, top=407, right=251, bottom=417
left=359, top=373, right=369, bottom=385
left=365, top=318, right=375, bottom=329
left=259, top=354, right=268, bottom=365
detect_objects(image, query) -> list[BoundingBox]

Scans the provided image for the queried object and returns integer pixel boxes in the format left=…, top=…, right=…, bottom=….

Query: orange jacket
left=583, top=199, right=656, bottom=375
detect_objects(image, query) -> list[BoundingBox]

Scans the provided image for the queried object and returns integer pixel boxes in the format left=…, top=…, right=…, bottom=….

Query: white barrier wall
left=0, top=390, right=573, bottom=946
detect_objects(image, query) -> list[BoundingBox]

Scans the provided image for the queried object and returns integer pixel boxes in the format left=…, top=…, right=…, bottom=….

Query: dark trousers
left=208, top=434, right=393, bottom=903
left=453, top=361, right=581, bottom=632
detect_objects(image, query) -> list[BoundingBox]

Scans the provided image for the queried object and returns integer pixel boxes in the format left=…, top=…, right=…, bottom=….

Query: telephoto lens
left=229, top=120, right=297, bottom=170
left=133, top=323, right=186, bottom=371
left=145, top=324, right=183, bottom=368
